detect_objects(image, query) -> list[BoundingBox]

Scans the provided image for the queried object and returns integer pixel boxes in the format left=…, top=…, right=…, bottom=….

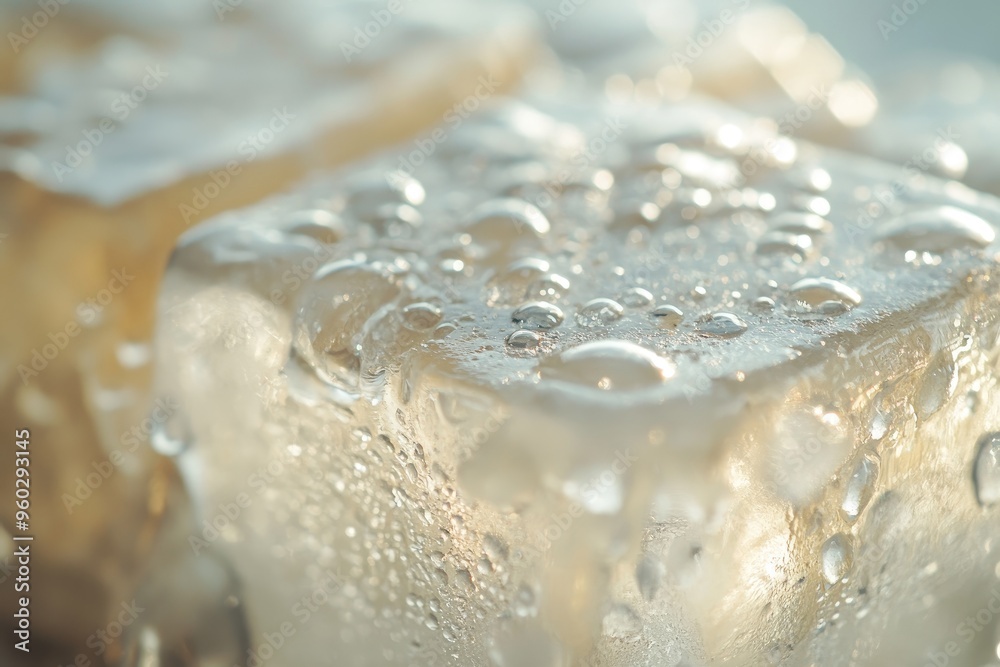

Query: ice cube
left=153, top=87, right=1000, bottom=667
left=0, top=0, right=539, bottom=649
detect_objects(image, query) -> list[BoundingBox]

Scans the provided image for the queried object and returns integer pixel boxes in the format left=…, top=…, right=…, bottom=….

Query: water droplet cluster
left=157, top=93, right=1000, bottom=666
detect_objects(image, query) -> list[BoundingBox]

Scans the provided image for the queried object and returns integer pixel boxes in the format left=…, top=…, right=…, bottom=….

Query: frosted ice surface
left=0, top=0, right=538, bottom=206
left=156, top=92, right=1000, bottom=666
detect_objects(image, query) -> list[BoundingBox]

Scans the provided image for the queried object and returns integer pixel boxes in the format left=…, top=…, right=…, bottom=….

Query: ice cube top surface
left=172, top=95, right=1000, bottom=415
left=159, top=93, right=1000, bottom=667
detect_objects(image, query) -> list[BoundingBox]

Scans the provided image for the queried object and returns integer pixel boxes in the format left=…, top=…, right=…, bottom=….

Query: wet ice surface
left=0, top=0, right=536, bottom=206
left=156, top=93, right=1000, bottom=666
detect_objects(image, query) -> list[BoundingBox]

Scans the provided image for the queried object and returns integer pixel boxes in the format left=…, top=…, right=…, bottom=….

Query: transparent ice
left=153, top=90, right=1000, bottom=666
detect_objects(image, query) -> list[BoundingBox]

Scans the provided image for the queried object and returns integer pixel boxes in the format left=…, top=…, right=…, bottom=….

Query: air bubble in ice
left=576, top=298, right=625, bottom=327
left=512, top=302, right=564, bottom=330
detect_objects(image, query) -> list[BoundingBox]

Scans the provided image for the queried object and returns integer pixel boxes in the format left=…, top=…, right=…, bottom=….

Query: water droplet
left=526, top=273, right=571, bottom=301
left=541, top=340, right=675, bottom=392
left=401, top=302, right=443, bottom=331
left=821, top=534, right=853, bottom=585
left=696, top=313, right=747, bottom=338
left=750, top=296, right=775, bottom=313
left=466, top=198, right=551, bottom=250
left=650, top=304, right=683, bottom=328
left=486, top=258, right=552, bottom=306
left=346, top=170, right=425, bottom=214
left=973, top=433, right=1000, bottom=507
left=512, top=302, right=564, bottom=330
left=293, top=259, right=401, bottom=388
left=620, top=287, right=654, bottom=308
left=756, top=231, right=813, bottom=259
left=432, top=322, right=458, bottom=339
left=576, top=298, right=625, bottom=327
left=787, top=278, right=861, bottom=317
left=505, top=329, right=541, bottom=351
left=365, top=203, right=422, bottom=237
left=284, top=209, right=345, bottom=244
left=841, top=455, right=879, bottom=523
left=492, top=254, right=545, bottom=277
left=915, top=351, right=958, bottom=421
left=505, top=329, right=542, bottom=351
left=876, top=206, right=995, bottom=253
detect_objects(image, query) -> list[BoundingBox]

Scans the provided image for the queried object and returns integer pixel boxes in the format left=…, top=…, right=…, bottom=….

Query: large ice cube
left=155, top=89, right=1000, bottom=667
